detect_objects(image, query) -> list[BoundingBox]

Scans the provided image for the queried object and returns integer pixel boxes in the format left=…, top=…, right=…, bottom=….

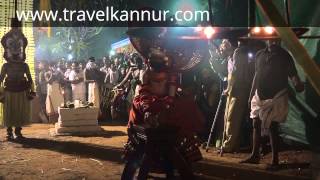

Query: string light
left=252, top=27, right=261, bottom=34
left=203, top=27, right=216, bottom=39
left=264, top=26, right=274, bottom=34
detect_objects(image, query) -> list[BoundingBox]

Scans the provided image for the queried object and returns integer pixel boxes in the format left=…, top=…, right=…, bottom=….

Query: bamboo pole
left=255, top=0, right=320, bottom=96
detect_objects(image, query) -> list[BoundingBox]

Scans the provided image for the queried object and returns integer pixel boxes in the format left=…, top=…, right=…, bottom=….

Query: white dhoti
left=88, top=82, right=100, bottom=108
left=72, top=82, right=86, bottom=102
left=250, top=89, right=289, bottom=136
left=46, top=82, right=64, bottom=115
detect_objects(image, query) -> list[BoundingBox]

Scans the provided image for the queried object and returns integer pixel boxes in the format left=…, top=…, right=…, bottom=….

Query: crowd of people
left=35, top=52, right=145, bottom=122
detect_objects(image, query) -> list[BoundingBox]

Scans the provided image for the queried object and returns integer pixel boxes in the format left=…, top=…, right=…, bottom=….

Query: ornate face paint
left=1, top=28, right=28, bottom=63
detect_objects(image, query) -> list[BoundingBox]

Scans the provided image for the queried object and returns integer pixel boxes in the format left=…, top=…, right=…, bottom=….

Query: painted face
left=148, top=72, right=168, bottom=96
left=2, top=29, right=27, bottom=62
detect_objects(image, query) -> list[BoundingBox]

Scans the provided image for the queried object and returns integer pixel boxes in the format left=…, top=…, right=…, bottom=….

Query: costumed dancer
left=0, top=18, right=36, bottom=140
left=123, top=38, right=205, bottom=179
left=240, top=39, right=304, bottom=169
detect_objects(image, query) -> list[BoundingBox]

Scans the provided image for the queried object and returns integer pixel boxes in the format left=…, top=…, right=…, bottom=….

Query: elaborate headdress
left=1, top=18, right=28, bottom=63
left=127, top=27, right=209, bottom=73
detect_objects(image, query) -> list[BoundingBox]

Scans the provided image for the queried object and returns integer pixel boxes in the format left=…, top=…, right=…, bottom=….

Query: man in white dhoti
left=84, top=57, right=104, bottom=108
left=45, top=63, right=64, bottom=121
left=241, top=40, right=304, bottom=169
left=63, top=62, right=72, bottom=102
left=69, top=62, right=86, bottom=102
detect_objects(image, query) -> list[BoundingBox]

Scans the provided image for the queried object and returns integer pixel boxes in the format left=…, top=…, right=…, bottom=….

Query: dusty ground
left=0, top=122, right=313, bottom=180
left=0, top=122, right=126, bottom=180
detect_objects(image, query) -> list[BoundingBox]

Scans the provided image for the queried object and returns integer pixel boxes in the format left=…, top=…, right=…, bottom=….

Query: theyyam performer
left=0, top=18, right=36, bottom=141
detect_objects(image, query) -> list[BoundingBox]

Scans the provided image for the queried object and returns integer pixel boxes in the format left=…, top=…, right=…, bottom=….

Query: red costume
left=129, top=86, right=204, bottom=137
left=127, top=69, right=205, bottom=163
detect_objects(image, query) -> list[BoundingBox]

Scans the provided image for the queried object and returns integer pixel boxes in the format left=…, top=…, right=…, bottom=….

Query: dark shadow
left=99, top=120, right=128, bottom=127
left=67, top=129, right=127, bottom=138
left=277, top=162, right=310, bottom=170
left=14, top=138, right=124, bottom=164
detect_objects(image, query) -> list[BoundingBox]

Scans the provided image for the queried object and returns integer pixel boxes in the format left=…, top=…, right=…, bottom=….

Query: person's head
left=71, top=62, right=80, bottom=72
left=109, top=63, right=115, bottom=71
left=130, top=54, right=143, bottom=69
left=65, top=62, right=71, bottom=69
left=147, top=70, right=169, bottom=96
left=103, top=56, right=108, bottom=63
left=267, top=38, right=281, bottom=46
left=120, top=67, right=126, bottom=75
left=79, top=63, right=84, bottom=70
left=38, top=61, right=48, bottom=70
left=89, top=57, right=95, bottom=62
left=114, top=58, right=120, bottom=66
left=103, top=56, right=111, bottom=67
left=57, top=61, right=65, bottom=71
left=219, top=39, right=236, bottom=58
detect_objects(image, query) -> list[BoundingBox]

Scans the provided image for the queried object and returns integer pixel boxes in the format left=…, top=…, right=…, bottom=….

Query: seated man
left=123, top=67, right=204, bottom=179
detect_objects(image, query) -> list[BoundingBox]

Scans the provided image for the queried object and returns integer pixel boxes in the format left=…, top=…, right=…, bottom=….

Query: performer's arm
left=25, top=64, right=35, bottom=92
left=0, top=64, right=7, bottom=84
left=116, top=68, right=133, bottom=88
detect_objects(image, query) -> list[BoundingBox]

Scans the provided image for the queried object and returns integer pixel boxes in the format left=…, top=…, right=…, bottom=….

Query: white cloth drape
left=88, top=82, right=100, bottom=107
left=250, top=89, right=289, bottom=136
left=69, top=70, right=86, bottom=102
left=46, top=82, right=64, bottom=115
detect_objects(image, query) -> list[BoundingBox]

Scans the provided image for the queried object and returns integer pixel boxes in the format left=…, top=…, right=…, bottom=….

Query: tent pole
left=284, top=0, right=291, bottom=25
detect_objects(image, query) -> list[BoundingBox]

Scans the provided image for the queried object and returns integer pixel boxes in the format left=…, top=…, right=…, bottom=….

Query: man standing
left=220, top=39, right=253, bottom=153
left=69, top=62, right=86, bottom=102
left=84, top=57, right=103, bottom=107
left=100, top=56, right=111, bottom=74
left=37, top=61, right=49, bottom=120
left=63, top=62, right=73, bottom=102
left=241, top=40, right=304, bottom=169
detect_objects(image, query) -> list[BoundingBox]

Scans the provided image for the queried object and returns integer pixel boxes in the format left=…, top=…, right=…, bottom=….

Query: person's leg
left=6, top=127, right=13, bottom=141
left=222, top=97, right=244, bottom=153
left=14, top=127, right=24, bottom=139
left=240, top=118, right=261, bottom=163
left=269, top=122, right=280, bottom=166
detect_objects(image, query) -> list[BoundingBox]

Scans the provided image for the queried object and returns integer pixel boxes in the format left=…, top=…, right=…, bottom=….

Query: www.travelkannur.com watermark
left=15, top=6, right=210, bottom=25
